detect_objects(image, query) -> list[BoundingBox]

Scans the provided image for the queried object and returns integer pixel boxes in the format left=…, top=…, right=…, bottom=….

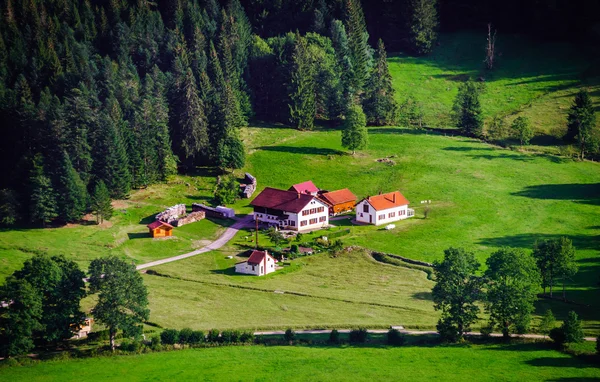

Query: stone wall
left=240, top=172, right=257, bottom=199
left=174, top=211, right=205, bottom=227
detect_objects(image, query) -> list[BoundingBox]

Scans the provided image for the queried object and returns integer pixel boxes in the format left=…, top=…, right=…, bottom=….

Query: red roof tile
left=289, top=180, right=319, bottom=194
left=251, top=187, right=316, bottom=213
left=320, top=189, right=356, bottom=206
left=364, top=191, right=409, bottom=211
left=147, top=220, right=174, bottom=230
left=247, top=250, right=277, bottom=265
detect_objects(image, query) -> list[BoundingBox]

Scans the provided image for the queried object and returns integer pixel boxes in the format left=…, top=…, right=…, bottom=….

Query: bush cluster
left=387, top=329, right=406, bottom=346
left=349, top=328, right=369, bottom=343
left=329, top=329, right=340, bottom=344
left=284, top=329, right=296, bottom=342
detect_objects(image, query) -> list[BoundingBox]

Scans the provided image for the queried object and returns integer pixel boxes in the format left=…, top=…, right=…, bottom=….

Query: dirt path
left=254, top=328, right=597, bottom=341
left=136, top=215, right=254, bottom=270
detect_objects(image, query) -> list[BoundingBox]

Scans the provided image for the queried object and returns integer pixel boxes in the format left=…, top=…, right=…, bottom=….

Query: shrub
left=550, top=327, right=566, bottom=347
left=327, top=229, right=350, bottom=239
left=207, top=329, right=220, bottom=343
left=480, top=322, right=494, bottom=339
left=295, top=233, right=303, bottom=242
left=230, top=330, right=241, bottom=343
left=160, top=329, right=180, bottom=345
left=189, top=330, right=205, bottom=344
left=150, top=335, right=162, bottom=351
left=221, top=330, right=234, bottom=343
left=284, top=328, right=296, bottom=342
left=240, top=331, right=254, bottom=343
left=349, top=328, right=368, bottom=343
left=436, top=317, right=460, bottom=343
left=120, top=339, right=142, bottom=352
left=290, top=244, right=299, bottom=253
left=562, top=311, right=584, bottom=344
left=87, top=329, right=110, bottom=342
left=329, top=329, right=340, bottom=344
left=178, top=328, right=193, bottom=344
left=387, top=329, right=406, bottom=346
left=596, top=335, right=600, bottom=355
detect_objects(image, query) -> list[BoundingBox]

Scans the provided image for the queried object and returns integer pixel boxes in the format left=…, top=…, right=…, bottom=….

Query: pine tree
left=561, top=311, right=584, bottom=343
left=363, top=39, right=398, bottom=126
left=511, top=116, right=534, bottom=146
left=63, top=85, right=95, bottom=182
left=28, top=154, right=58, bottom=226
left=453, top=80, right=484, bottom=137
left=149, top=66, right=177, bottom=181
left=330, top=20, right=355, bottom=115
left=344, top=0, right=371, bottom=96
left=539, top=309, right=555, bottom=338
left=341, top=103, right=368, bottom=154
left=90, top=181, right=113, bottom=224
left=289, top=34, right=316, bottom=131
left=55, top=151, right=88, bottom=223
left=93, top=111, right=131, bottom=198
left=408, top=0, right=438, bottom=55
left=566, top=90, right=598, bottom=159
left=216, top=135, right=246, bottom=171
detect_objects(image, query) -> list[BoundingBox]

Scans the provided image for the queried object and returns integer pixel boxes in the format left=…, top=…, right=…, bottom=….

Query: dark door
left=369, top=215, right=372, bottom=223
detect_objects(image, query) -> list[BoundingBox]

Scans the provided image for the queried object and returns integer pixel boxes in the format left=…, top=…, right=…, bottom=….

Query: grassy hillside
left=2, top=343, right=599, bottom=381
left=389, top=31, right=600, bottom=140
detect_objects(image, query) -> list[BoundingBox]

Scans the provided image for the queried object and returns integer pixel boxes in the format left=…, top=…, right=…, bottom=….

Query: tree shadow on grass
left=127, top=232, right=149, bottom=240
left=511, top=183, right=600, bottom=206
left=257, top=146, right=346, bottom=156
left=525, top=357, right=596, bottom=369
left=477, top=233, right=600, bottom=251
left=442, top=146, right=494, bottom=152
left=468, top=153, right=534, bottom=161
left=139, top=213, right=157, bottom=225
left=411, top=291, right=433, bottom=301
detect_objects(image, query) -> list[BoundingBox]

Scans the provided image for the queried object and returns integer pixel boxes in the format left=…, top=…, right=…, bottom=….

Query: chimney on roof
left=393, top=193, right=396, bottom=203
left=297, top=193, right=301, bottom=199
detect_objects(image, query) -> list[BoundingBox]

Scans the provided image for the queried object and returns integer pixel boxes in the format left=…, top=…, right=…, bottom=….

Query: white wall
left=356, top=201, right=410, bottom=226
left=254, top=198, right=329, bottom=232
left=235, top=256, right=277, bottom=276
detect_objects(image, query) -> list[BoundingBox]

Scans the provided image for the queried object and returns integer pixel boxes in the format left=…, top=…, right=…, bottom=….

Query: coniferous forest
left=1, top=0, right=599, bottom=227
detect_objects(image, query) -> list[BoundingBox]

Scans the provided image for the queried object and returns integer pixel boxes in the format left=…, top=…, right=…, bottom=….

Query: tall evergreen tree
left=54, top=151, right=88, bottom=223
left=63, top=85, right=95, bottom=182
left=330, top=19, right=354, bottom=114
left=90, top=181, right=113, bottom=224
left=289, top=34, right=316, bottom=130
left=344, top=0, right=371, bottom=96
left=566, top=90, right=598, bottom=159
left=407, top=0, right=438, bottom=55
left=28, top=154, right=58, bottom=226
left=93, top=111, right=131, bottom=198
left=453, top=80, right=484, bottom=137
left=363, top=39, right=398, bottom=126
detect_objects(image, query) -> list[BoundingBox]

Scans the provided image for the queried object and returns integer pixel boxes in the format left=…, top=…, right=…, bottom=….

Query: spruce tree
left=93, top=111, right=131, bottom=198
left=511, top=116, right=534, bottom=146
left=363, top=39, right=398, bottom=126
left=28, top=154, right=58, bottom=226
left=289, top=34, right=316, bottom=131
left=90, top=181, right=113, bottom=224
left=55, top=151, right=88, bottom=223
left=344, top=0, right=371, bottom=96
left=63, top=85, right=94, bottom=182
left=453, top=80, right=484, bottom=137
left=216, top=135, right=246, bottom=171
left=561, top=311, right=584, bottom=344
left=341, top=103, right=368, bottom=154
left=330, top=20, right=354, bottom=114
left=566, top=90, right=598, bottom=159
left=408, top=0, right=438, bottom=55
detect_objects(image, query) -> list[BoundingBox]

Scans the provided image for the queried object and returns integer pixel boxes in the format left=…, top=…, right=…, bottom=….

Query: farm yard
left=1, top=0, right=600, bottom=374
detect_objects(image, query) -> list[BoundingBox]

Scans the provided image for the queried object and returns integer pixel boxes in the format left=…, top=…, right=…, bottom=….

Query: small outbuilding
left=235, top=250, right=278, bottom=276
left=319, top=188, right=357, bottom=215
left=147, top=220, right=174, bottom=238
left=289, top=180, right=320, bottom=196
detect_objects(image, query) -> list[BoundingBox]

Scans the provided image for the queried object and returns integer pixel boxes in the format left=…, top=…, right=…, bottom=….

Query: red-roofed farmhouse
left=356, top=191, right=414, bottom=226
left=251, top=187, right=329, bottom=231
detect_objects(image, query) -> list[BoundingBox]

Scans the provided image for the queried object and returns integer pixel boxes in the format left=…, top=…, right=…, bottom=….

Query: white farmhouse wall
left=294, top=199, right=329, bottom=231
left=235, top=256, right=277, bottom=276
left=356, top=201, right=409, bottom=226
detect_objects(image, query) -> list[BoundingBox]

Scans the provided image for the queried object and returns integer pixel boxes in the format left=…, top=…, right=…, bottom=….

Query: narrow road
left=136, top=215, right=254, bottom=270
left=254, top=328, right=598, bottom=341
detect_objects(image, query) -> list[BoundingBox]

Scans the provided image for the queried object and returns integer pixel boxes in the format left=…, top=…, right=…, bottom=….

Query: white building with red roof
left=356, top=191, right=414, bottom=226
left=235, top=250, right=278, bottom=276
left=251, top=187, right=329, bottom=231
left=288, top=180, right=320, bottom=196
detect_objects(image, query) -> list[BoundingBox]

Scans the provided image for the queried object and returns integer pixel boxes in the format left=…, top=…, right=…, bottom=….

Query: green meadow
left=1, top=343, right=599, bottom=381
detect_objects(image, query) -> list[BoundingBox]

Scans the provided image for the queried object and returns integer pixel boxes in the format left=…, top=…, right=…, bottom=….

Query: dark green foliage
left=291, top=244, right=299, bottom=254
left=363, top=40, right=398, bottom=126
left=387, top=329, right=406, bottom=346
left=28, top=154, right=58, bottom=226
left=561, top=311, right=584, bottom=344
left=88, top=256, right=150, bottom=350
left=341, top=104, right=368, bottom=154
left=407, top=0, right=438, bottom=54
left=189, top=330, right=205, bottom=344
left=538, top=309, right=556, bottom=337
left=289, top=34, right=316, bottom=130
left=596, top=335, right=600, bottom=354
left=349, top=328, right=368, bottom=343
left=486, top=116, right=509, bottom=141
left=484, top=248, right=540, bottom=338
left=432, top=247, right=482, bottom=342
left=549, top=327, right=566, bottom=346
left=399, top=96, right=425, bottom=128
left=0, top=189, right=20, bottom=225
left=214, top=176, right=238, bottom=206
left=453, top=80, right=485, bottom=137
left=207, top=329, right=220, bottom=343
left=240, top=331, right=254, bottom=343
left=0, top=278, right=43, bottom=357
left=329, top=329, right=340, bottom=344
left=511, top=116, right=534, bottom=146
left=160, top=329, right=180, bottom=345
left=90, top=181, right=113, bottom=224
left=344, top=0, right=371, bottom=96
left=216, top=136, right=246, bottom=171
left=54, top=152, right=88, bottom=223
left=12, top=254, right=87, bottom=344
left=565, top=90, right=598, bottom=159
left=284, top=328, right=296, bottom=342
left=178, top=328, right=193, bottom=344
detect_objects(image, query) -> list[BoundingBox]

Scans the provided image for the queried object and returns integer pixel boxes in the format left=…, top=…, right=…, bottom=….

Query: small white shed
left=216, top=206, right=236, bottom=219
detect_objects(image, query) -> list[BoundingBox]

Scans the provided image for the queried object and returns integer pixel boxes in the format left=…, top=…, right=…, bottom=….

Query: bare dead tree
left=484, top=23, right=497, bottom=70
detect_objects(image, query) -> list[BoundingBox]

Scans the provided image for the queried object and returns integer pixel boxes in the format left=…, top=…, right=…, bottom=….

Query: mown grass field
left=1, top=343, right=599, bottom=381
left=389, top=31, right=600, bottom=134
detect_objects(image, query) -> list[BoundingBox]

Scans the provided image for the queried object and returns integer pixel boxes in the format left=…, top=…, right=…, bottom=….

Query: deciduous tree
left=88, top=256, right=149, bottom=351
left=432, top=247, right=482, bottom=342
left=511, top=116, right=534, bottom=146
